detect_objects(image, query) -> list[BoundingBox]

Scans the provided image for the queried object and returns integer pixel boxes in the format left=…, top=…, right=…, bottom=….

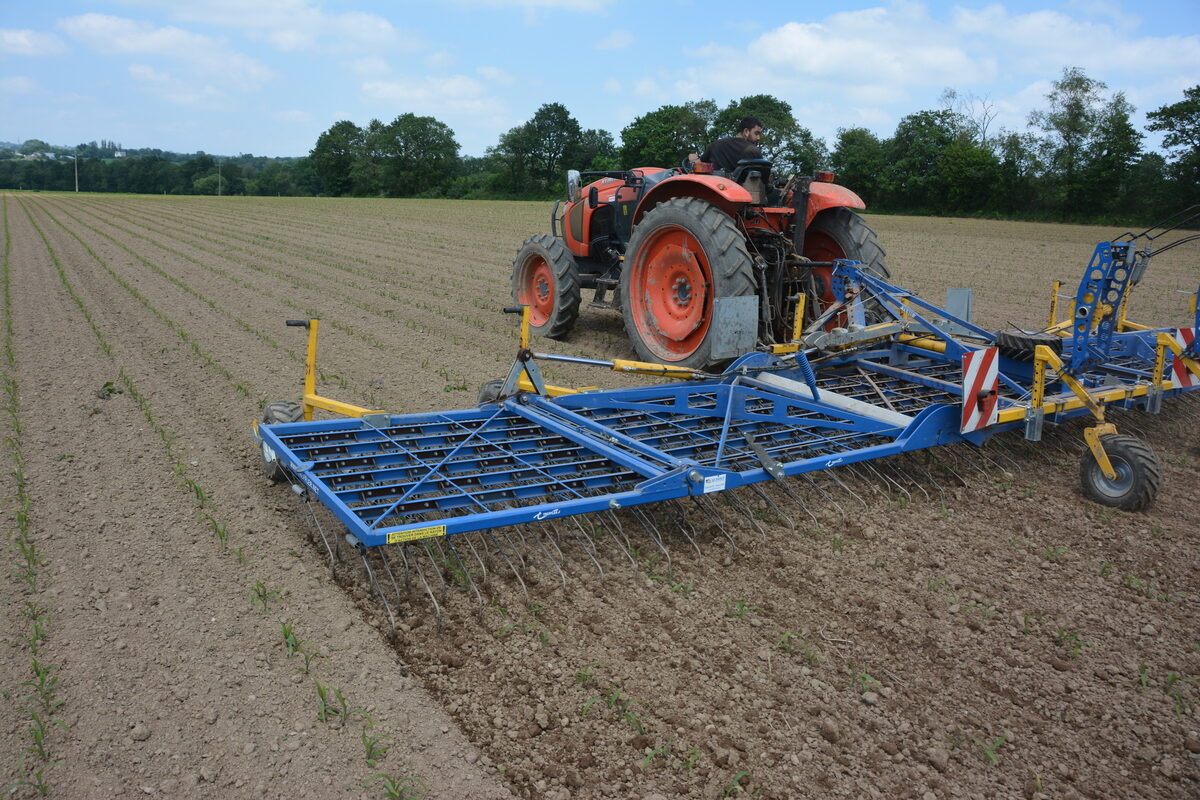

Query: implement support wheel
left=261, top=401, right=303, bottom=482
left=621, top=197, right=755, bottom=368
left=1079, top=434, right=1161, bottom=511
left=512, top=234, right=581, bottom=340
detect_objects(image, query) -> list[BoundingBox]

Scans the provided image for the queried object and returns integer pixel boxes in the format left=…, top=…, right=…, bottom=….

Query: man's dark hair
left=737, top=116, right=763, bottom=134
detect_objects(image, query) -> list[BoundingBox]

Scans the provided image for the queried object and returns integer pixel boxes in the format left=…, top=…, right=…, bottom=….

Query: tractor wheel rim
left=520, top=256, right=554, bottom=326
left=632, top=227, right=712, bottom=359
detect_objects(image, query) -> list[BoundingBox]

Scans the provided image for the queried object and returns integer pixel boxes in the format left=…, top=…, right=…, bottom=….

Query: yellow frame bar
left=299, top=319, right=386, bottom=420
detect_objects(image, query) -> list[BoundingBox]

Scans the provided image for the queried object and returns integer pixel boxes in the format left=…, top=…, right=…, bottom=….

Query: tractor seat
left=730, top=158, right=772, bottom=205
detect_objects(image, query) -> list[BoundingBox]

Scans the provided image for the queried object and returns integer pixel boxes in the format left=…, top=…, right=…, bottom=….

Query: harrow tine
left=774, top=480, right=820, bottom=527
left=642, top=509, right=674, bottom=579
left=567, top=517, right=606, bottom=579
left=748, top=483, right=795, bottom=534
left=691, top=496, right=737, bottom=555
left=723, top=489, right=767, bottom=540
left=898, top=453, right=943, bottom=500
left=357, top=546, right=397, bottom=640
left=506, top=523, right=532, bottom=571
left=409, top=546, right=444, bottom=629
left=594, top=513, right=638, bottom=569
left=665, top=499, right=704, bottom=559
left=881, top=459, right=929, bottom=502
left=533, top=525, right=569, bottom=590
left=820, top=468, right=868, bottom=509
left=397, top=543, right=413, bottom=593
left=301, top=497, right=338, bottom=578
left=796, top=471, right=848, bottom=521
left=445, top=537, right=485, bottom=610
left=376, top=546, right=405, bottom=612
left=846, top=464, right=889, bottom=501
left=487, top=530, right=530, bottom=604
left=463, top=534, right=490, bottom=584
left=421, top=540, right=450, bottom=604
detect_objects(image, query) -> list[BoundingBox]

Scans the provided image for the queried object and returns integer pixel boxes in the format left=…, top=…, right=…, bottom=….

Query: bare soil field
left=1, top=193, right=1197, bottom=800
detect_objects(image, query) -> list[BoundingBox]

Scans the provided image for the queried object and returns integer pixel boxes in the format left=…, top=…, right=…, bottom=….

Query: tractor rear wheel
left=512, top=234, right=581, bottom=340
left=804, top=207, right=889, bottom=280
left=620, top=197, right=755, bottom=368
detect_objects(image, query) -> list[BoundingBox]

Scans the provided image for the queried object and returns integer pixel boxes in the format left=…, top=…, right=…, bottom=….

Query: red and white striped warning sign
left=1171, top=327, right=1199, bottom=388
left=961, top=347, right=1000, bottom=433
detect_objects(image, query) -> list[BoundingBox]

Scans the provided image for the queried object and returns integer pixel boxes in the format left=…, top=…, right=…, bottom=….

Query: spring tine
left=409, top=546, right=444, bottom=629
left=723, top=489, right=767, bottom=539
left=796, top=472, right=847, bottom=521
left=845, top=463, right=889, bottom=500
left=421, top=540, right=450, bottom=604
left=485, top=531, right=529, bottom=604
left=691, top=497, right=737, bottom=555
left=665, top=500, right=704, bottom=559
left=775, top=480, right=820, bottom=527
left=884, top=459, right=930, bottom=502
left=462, top=534, right=489, bottom=584
left=898, top=453, right=943, bottom=500
left=593, top=513, right=638, bottom=569
left=358, top=546, right=397, bottom=640
left=302, top=498, right=338, bottom=578
left=748, top=483, right=794, bottom=534
left=533, top=527, right=568, bottom=590
left=821, top=467, right=869, bottom=509
left=506, top=524, right=532, bottom=571
left=603, top=511, right=637, bottom=552
left=396, top=543, right=414, bottom=592
left=627, top=506, right=671, bottom=576
left=859, top=460, right=908, bottom=502
left=376, top=546, right=405, bottom=610
left=568, top=516, right=606, bottom=579
left=643, top=511, right=673, bottom=579
left=446, top=537, right=485, bottom=610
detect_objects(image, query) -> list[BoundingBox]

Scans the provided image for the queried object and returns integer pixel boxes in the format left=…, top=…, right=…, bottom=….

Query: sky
left=2, top=1, right=1198, bottom=158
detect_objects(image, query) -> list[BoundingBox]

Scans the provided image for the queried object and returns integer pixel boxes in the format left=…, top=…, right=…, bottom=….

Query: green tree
left=881, top=109, right=961, bottom=210
left=831, top=128, right=886, bottom=204
left=350, top=118, right=388, bottom=196
left=309, top=120, right=363, bottom=196
left=379, top=113, right=460, bottom=196
left=1028, top=66, right=1106, bottom=216
left=490, top=103, right=586, bottom=196
left=619, top=101, right=716, bottom=168
left=1079, top=93, right=1143, bottom=216
left=1147, top=85, right=1200, bottom=210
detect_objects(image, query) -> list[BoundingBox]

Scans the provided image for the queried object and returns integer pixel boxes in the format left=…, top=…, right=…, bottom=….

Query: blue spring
left=795, top=349, right=820, bottom=400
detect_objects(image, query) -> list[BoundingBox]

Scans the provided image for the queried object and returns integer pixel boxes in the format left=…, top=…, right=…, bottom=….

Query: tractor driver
left=689, top=117, right=764, bottom=174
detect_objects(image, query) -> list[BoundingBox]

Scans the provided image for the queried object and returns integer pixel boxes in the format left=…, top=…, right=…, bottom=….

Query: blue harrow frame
left=255, top=226, right=1200, bottom=551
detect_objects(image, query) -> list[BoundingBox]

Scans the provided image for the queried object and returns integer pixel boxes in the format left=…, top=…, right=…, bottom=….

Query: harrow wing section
left=257, top=370, right=950, bottom=548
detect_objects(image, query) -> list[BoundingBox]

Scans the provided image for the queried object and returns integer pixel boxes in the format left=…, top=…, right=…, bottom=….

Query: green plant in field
left=1043, top=546, right=1069, bottom=563
left=682, top=747, right=701, bottom=770
left=1138, top=662, right=1150, bottom=689
left=973, top=736, right=1006, bottom=766
left=249, top=580, right=280, bottom=612
left=1055, top=626, right=1087, bottom=659
left=9, top=756, right=51, bottom=797
left=298, top=645, right=324, bottom=675
left=366, top=774, right=428, bottom=800
left=641, top=742, right=671, bottom=770
left=574, top=662, right=599, bottom=686
left=722, top=770, right=752, bottom=795
left=279, top=620, right=301, bottom=656
left=849, top=664, right=881, bottom=694
left=204, top=514, right=228, bottom=549
left=361, top=723, right=391, bottom=767
left=723, top=598, right=759, bottom=618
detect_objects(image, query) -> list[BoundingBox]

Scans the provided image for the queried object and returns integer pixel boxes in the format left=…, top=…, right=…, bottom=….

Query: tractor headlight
left=566, top=170, right=581, bottom=203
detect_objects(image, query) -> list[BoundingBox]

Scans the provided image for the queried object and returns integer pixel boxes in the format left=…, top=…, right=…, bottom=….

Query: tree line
left=2, top=67, right=1196, bottom=224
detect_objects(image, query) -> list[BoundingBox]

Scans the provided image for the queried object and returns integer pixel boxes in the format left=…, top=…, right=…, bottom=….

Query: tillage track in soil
left=6, top=193, right=1198, bottom=800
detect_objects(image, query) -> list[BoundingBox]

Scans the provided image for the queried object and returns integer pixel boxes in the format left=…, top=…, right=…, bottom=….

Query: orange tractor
left=512, top=158, right=889, bottom=368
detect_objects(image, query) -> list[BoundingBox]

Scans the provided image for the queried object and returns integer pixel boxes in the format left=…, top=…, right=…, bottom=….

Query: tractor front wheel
left=804, top=207, right=890, bottom=324
left=1079, top=434, right=1161, bottom=511
left=511, top=234, right=581, bottom=340
left=620, top=197, right=755, bottom=368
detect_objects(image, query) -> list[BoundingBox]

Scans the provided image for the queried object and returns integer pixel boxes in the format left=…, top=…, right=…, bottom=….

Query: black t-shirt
left=699, top=136, right=764, bottom=173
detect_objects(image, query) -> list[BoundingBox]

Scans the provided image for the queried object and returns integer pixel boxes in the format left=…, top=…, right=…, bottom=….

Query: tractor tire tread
left=995, top=329, right=1064, bottom=361
left=261, top=401, right=303, bottom=482
left=512, top=234, right=582, bottom=340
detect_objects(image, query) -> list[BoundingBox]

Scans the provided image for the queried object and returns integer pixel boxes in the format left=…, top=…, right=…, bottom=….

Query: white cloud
left=362, top=75, right=505, bottom=116
left=426, top=50, right=456, bottom=69
left=138, top=1, right=416, bottom=53
left=602, top=78, right=621, bottom=94
left=476, top=65, right=514, bottom=85
left=0, top=76, right=37, bottom=94
left=128, top=63, right=224, bottom=108
left=595, top=29, right=633, bottom=50
left=0, top=29, right=67, bottom=57
left=351, top=57, right=391, bottom=78
left=454, top=0, right=604, bottom=9
left=59, top=14, right=273, bottom=88
left=274, top=109, right=313, bottom=125
left=128, top=64, right=170, bottom=84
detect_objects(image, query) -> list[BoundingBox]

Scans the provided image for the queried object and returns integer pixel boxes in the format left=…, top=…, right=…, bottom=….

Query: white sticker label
left=703, top=475, right=726, bottom=494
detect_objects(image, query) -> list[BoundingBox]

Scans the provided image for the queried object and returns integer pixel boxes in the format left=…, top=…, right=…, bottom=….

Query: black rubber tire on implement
left=995, top=329, right=1064, bottom=361
left=477, top=379, right=505, bottom=404
left=620, top=197, right=756, bottom=369
left=1079, top=434, right=1161, bottom=511
left=261, top=401, right=303, bottom=483
left=511, top=234, right=582, bottom=340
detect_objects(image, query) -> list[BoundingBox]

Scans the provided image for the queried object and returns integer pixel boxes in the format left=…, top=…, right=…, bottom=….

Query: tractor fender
left=633, top=175, right=752, bottom=225
left=804, top=182, right=866, bottom=228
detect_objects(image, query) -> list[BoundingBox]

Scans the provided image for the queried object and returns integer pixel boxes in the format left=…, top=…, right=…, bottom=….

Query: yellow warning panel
left=387, top=525, right=447, bottom=545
